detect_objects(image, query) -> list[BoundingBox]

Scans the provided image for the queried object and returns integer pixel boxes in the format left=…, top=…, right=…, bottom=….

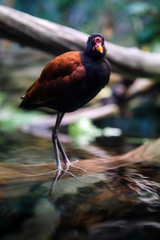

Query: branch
left=0, top=6, right=160, bottom=79
left=20, top=104, right=120, bottom=136
left=1, top=138, right=160, bottom=180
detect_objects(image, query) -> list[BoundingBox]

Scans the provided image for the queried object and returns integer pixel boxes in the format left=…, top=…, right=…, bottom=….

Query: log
left=1, top=138, right=160, bottom=181
left=0, top=6, right=160, bottom=79
left=126, top=78, right=155, bottom=98
left=20, top=104, right=120, bottom=137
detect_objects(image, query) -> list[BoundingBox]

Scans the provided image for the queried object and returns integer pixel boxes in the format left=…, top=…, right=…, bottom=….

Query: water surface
left=1, top=131, right=160, bottom=240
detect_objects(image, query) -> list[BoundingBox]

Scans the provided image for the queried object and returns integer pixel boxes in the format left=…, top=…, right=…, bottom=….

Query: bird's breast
left=80, top=53, right=110, bottom=88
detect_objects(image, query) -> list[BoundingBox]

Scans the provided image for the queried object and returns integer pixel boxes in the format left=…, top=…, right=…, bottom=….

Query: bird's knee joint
left=52, top=131, right=58, bottom=140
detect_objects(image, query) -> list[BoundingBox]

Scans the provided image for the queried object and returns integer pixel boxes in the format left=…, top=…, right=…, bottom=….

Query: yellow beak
left=96, top=45, right=103, bottom=54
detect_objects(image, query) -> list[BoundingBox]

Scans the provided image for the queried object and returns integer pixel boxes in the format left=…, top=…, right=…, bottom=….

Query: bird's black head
left=84, top=33, right=106, bottom=59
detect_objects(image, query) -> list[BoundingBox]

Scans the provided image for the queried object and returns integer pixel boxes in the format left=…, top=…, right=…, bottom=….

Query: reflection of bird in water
left=19, top=33, right=111, bottom=174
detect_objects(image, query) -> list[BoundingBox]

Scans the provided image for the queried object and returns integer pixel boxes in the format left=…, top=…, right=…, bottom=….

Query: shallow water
left=1, top=131, right=160, bottom=240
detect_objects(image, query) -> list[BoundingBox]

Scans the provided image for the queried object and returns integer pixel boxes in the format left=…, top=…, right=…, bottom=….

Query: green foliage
left=68, top=117, right=121, bottom=146
left=68, top=118, right=101, bottom=146
left=125, top=2, right=150, bottom=15
left=0, top=92, right=45, bottom=132
left=124, top=0, right=160, bottom=48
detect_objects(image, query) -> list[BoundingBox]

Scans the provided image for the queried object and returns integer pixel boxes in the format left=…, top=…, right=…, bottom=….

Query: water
left=1, top=131, right=160, bottom=240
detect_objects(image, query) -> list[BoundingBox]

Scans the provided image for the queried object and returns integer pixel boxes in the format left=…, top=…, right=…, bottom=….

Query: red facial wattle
left=92, top=37, right=103, bottom=53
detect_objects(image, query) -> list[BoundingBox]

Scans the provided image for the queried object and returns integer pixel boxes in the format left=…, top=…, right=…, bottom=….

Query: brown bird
left=19, top=33, right=111, bottom=172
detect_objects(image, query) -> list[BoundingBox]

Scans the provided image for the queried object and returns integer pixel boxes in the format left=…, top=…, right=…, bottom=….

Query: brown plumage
left=19, top=33, right=111, bottom=172
left=20, top=52, right=86, bottom=112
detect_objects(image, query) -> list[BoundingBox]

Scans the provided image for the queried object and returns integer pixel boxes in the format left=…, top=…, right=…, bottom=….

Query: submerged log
left=0, top=6, right=160, bottom=79
left=0, top=138, right=160, bottom=181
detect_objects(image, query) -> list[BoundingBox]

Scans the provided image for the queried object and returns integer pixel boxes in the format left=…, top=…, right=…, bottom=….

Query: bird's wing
left=20, top=51, right=86, bottom=108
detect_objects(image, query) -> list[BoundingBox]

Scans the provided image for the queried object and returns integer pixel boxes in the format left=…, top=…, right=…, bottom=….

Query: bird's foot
left=37, top=167, right=62, bottom=176
left=49, top=166, right=79, bottom=196
left=63, top=157, right=84, bottom=172
left=37, top=165, right=80, bottom=181
left=64, top=159, right=89, bottom=174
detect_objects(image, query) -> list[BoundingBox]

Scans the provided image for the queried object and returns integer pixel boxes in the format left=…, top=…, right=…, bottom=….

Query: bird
left=19, top=33, right=111, bottom=173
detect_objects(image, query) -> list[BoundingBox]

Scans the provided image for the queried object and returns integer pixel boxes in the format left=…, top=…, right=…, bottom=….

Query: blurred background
left=0, top=0, right=160, bottom=155
left=1, top=1, right=160, bottom=240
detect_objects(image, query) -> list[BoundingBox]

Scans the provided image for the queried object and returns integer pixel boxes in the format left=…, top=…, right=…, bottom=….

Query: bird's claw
left=37, top=164, right=80, bottom=181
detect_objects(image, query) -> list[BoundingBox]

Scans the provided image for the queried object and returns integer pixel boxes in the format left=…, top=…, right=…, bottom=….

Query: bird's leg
left=52, top=113, right=83, bottom=177
left=53, top=112, right=70, bottom=167
left=52, top=112, right=70, bottom=169
left=52, top=113, right=65, bottom=171
left=57, top=138, right=70, bottom=167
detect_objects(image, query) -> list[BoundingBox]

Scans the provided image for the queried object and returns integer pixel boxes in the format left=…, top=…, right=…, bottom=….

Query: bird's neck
left=81, top=52, right=105, bottom=63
